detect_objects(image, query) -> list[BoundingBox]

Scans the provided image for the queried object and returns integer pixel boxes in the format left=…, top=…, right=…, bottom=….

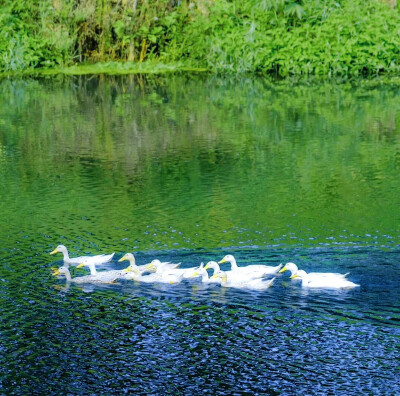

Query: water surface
left=0, top=75, right=399, bottom=394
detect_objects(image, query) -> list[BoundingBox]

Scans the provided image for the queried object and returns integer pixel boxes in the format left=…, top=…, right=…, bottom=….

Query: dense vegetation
left=1, top=0, right=400, bottom=77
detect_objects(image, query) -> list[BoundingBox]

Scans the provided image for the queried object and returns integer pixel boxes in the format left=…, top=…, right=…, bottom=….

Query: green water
left=1, top=75, right=400, bottom=253
left=1, top=75, right=400, bottom=395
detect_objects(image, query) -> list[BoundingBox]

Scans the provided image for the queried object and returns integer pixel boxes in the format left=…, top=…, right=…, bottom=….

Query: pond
left=0, top=75, right=399, bottom=394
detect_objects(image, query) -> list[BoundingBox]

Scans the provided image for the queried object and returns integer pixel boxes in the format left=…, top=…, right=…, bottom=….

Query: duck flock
left=50, top=245, right=360, bottom=290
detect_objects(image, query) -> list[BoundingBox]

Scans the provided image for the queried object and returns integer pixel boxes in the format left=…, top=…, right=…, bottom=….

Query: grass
left=0, top=61, right=207, bottom=78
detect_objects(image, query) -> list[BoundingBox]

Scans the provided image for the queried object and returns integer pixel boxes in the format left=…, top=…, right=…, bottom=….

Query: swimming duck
left=50, top=244, right=114, bottom=265
left=190, top=263, right=221, bottom=284
left=279, top=262, right=349, bottom=280
left=141, top=259, right=181, bottom=274
left=117, top=258, right=183, bottom=284
left=211, top=270, right=276, bottom=290
left=290, top=270, right=359, bottom=289
left=118, top=253, right=149, bottom=274
left=79, top=256, right=142, bottom=281
left=204, top=261, right=258, bottom=282
left=144, top=259, right=195, bottom=278
left=52, top=266, right=118, bottom=284
left=218, top=255, right=282, bottom=277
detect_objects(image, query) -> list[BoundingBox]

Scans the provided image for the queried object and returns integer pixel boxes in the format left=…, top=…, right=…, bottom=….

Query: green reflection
left=0, top=75, right=400, bottom=253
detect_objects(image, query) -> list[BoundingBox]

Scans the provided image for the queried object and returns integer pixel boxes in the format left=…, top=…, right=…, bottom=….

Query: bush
left=1, top=0, right=400, bottom=77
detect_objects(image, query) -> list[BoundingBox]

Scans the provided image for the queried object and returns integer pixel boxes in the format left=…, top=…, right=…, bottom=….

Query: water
left=0, top=75, right=399, bottom=394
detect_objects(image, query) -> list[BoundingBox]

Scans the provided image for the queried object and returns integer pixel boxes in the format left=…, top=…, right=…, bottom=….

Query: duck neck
left=128, top=257, right=136, bottom=266
left=62, top=249, right=70, bottom=262
left=212, top=263, right=220, bottom=271
left=87, top=262, right=97, bottom=275
left=287, top=263, right=298, bottom=276
left=229, top=257, right=238, bottom=270
left=200, top=269, right=209, bottom=282
left=63, top=267, right=72, bottom=282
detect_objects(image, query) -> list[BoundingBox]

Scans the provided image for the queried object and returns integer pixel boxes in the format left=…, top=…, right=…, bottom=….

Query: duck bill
left=279, top=267, right=287, bottom=273
left=118, top=256, right=126, bottom=262
left=290, top=274, right=299, bottom=279
left=123, top=266, right=136, bottom=273
left=76, top=263, right=85, bottom=269
left=217, top=259, right=226, bottom=264
left=50, top=248, right=58, bottom=255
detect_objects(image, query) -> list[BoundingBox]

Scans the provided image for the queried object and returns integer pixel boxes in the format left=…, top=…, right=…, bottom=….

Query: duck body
left=50, top=245, right=114, bottom=265
left=218, top=255, right=282, bottom=278
left=140, top=259, right=181, bottom=274
left=211, top=270, right=275, bottom=290
left=134, top=271, right=184, bottom=284
left=53, top=266, right=118, bottom=284
left=280, top=262, right=350, bottom=280
left=143, top=259, right=192, bottom=278
left=291, top=270, right=359, bottom=289
left=79, top=255, right=143, bottom=282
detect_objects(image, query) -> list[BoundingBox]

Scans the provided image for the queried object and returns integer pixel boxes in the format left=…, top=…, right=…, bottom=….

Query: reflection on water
left=0, top=75, right=399, bottom=394
left=1, top=75, right=400, bottom=250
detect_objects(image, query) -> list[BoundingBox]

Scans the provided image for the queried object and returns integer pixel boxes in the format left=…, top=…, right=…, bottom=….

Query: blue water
left=0, top=75, right=399, bottom=394
left=1, top=245, right=399, bottom=394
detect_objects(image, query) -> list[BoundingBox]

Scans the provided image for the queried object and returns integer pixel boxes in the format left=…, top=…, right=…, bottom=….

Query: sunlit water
left=0, top=75, right=399, bottom=394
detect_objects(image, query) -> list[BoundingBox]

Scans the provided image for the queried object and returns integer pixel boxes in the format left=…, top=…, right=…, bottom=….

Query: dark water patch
left=1, top=246, right=399, bottom=394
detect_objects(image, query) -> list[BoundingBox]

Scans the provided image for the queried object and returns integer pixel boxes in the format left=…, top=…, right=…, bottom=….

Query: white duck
left=143, top=259, right=195, bottom=278
left=204, top=261, right=257, bottom=282
left=290, top=270, right=359, bottom=289
left=218, top=255, right=282, bottom=277
left=211, top=270, right=276, bottom=290
left=116, top=259, right=183, bottom=284
left=50, top=244, right=114, bottom=265
left=141, top=259, right=181, bottom=274
left=118, top=253, right=149, bottom=274
left=190, top=263, right=221, bottom=284
left=79, top=253, right=143, bottom=281
left=74, top=262, right=123, bottom=283
left=279, top=262, right=349, bottom=280
left=52, top=266, right=118, bottom=284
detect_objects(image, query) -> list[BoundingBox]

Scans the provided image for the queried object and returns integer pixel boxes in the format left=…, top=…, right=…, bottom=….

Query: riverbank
left=0, top=61, right=206, bottom=79
left=1, top=0, right=400, bottom=78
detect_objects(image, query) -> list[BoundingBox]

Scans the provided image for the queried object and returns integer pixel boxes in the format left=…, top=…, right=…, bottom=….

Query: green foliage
left=0, top=0, right=400, bottom=77
left=179, top=0, right=400, bottom=76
